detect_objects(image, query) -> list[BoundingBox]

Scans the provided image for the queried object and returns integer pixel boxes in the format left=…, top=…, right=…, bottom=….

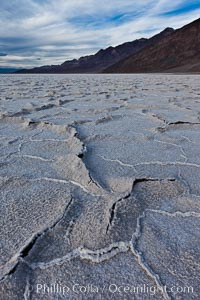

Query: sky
left=0, top=0, right=200, bottom=68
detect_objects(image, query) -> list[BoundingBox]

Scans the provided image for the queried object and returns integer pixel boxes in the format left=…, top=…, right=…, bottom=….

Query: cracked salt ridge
left=106, top=177, right=177, bottom=234
left=22, top=208, right=198, bottom=300
left=70, top=125, right=110, bottom=192
left=98, top=154, right=200, bottom=169
left=0, top=119, right=112, bottom=277
left=13, top=154, right=54, bottom=162
left=154, top=139, right=187, bottom=162
left=1, top=74, right=200, bottom=298
left=98, top=154, right=136, bottom=170
left=108, top=178, right=187, bottom=255
left=130, top=209, right=200, bottom=300
left=26, top=241, right=130, bottom=270
left=1, top=178, right=183, bottom=297
left=2, top=115, right=104, bottom=194
left=146, top=209, right=200, bottom=218
left=0, top=197, right=73, bottom=282
left=130, top=211, right=171, bottom=300
left=27, top=209, right=196, bottom=270
left=23, top=279, right=31, bottom=300
left=5, top=94, right=75, bottom=117
left=33, top=121, right=102, bottom=193
left=31, top=177, right=105, bottom=197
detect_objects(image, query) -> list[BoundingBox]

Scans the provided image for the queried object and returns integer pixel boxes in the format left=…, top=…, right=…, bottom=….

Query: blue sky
left=0, top=0, right=200, bottom=68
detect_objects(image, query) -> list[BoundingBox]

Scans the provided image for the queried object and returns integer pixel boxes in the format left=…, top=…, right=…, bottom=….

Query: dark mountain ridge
left=16, top=18, right=200, bottom=74
left=104, top=18, right=200, bottom=73
left=17, top=27, right=174, bottom=74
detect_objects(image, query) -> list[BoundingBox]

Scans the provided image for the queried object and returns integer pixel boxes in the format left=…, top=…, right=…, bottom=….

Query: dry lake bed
left=0, top=74, right=200, bottom=299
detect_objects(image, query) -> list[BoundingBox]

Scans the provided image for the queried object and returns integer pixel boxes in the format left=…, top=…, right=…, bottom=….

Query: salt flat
left=0, top=74, right=200, bottom=299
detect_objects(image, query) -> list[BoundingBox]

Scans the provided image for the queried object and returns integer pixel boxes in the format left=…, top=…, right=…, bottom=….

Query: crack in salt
left=130, top=212, right=171, bottom=300
left=106, top=193, right=131, bottom=233
left=0, top=197, right=73, bottom=282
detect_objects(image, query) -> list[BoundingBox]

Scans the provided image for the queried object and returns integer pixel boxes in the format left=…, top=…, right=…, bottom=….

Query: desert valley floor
left=0, top=74, right=200, bottom=299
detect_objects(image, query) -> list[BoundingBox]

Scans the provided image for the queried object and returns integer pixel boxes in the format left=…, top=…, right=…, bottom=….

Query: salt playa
left=0, top=74, right=199, bottom=299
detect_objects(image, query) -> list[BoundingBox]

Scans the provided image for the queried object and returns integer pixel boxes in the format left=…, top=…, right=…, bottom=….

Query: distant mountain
left=16, top=18, right=200, bottom=74
left=17, top=27, right=174, bottom=74
left=104, top=18, right=200, bottom=73
left=0, top=67, right=21, bottom=74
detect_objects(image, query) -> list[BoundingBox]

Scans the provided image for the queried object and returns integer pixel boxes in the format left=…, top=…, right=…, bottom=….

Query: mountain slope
left=17, top=28, right=174, bottom=74
left=17, top=39, right=148, bottom=74
left=104, top=18, right=200, bottom=73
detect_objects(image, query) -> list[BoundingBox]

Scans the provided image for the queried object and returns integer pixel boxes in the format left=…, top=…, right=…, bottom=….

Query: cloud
left=159, top=0, right=200, bottom=16
left=0, top=0, right=199, bottom=67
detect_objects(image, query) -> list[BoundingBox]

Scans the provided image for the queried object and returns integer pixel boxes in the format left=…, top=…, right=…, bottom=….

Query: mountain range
left=0, top=67, right=21, bottom=74
left=17, top=18, right=200, bottom=74
left=105, top=18, right=200, bottom=73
